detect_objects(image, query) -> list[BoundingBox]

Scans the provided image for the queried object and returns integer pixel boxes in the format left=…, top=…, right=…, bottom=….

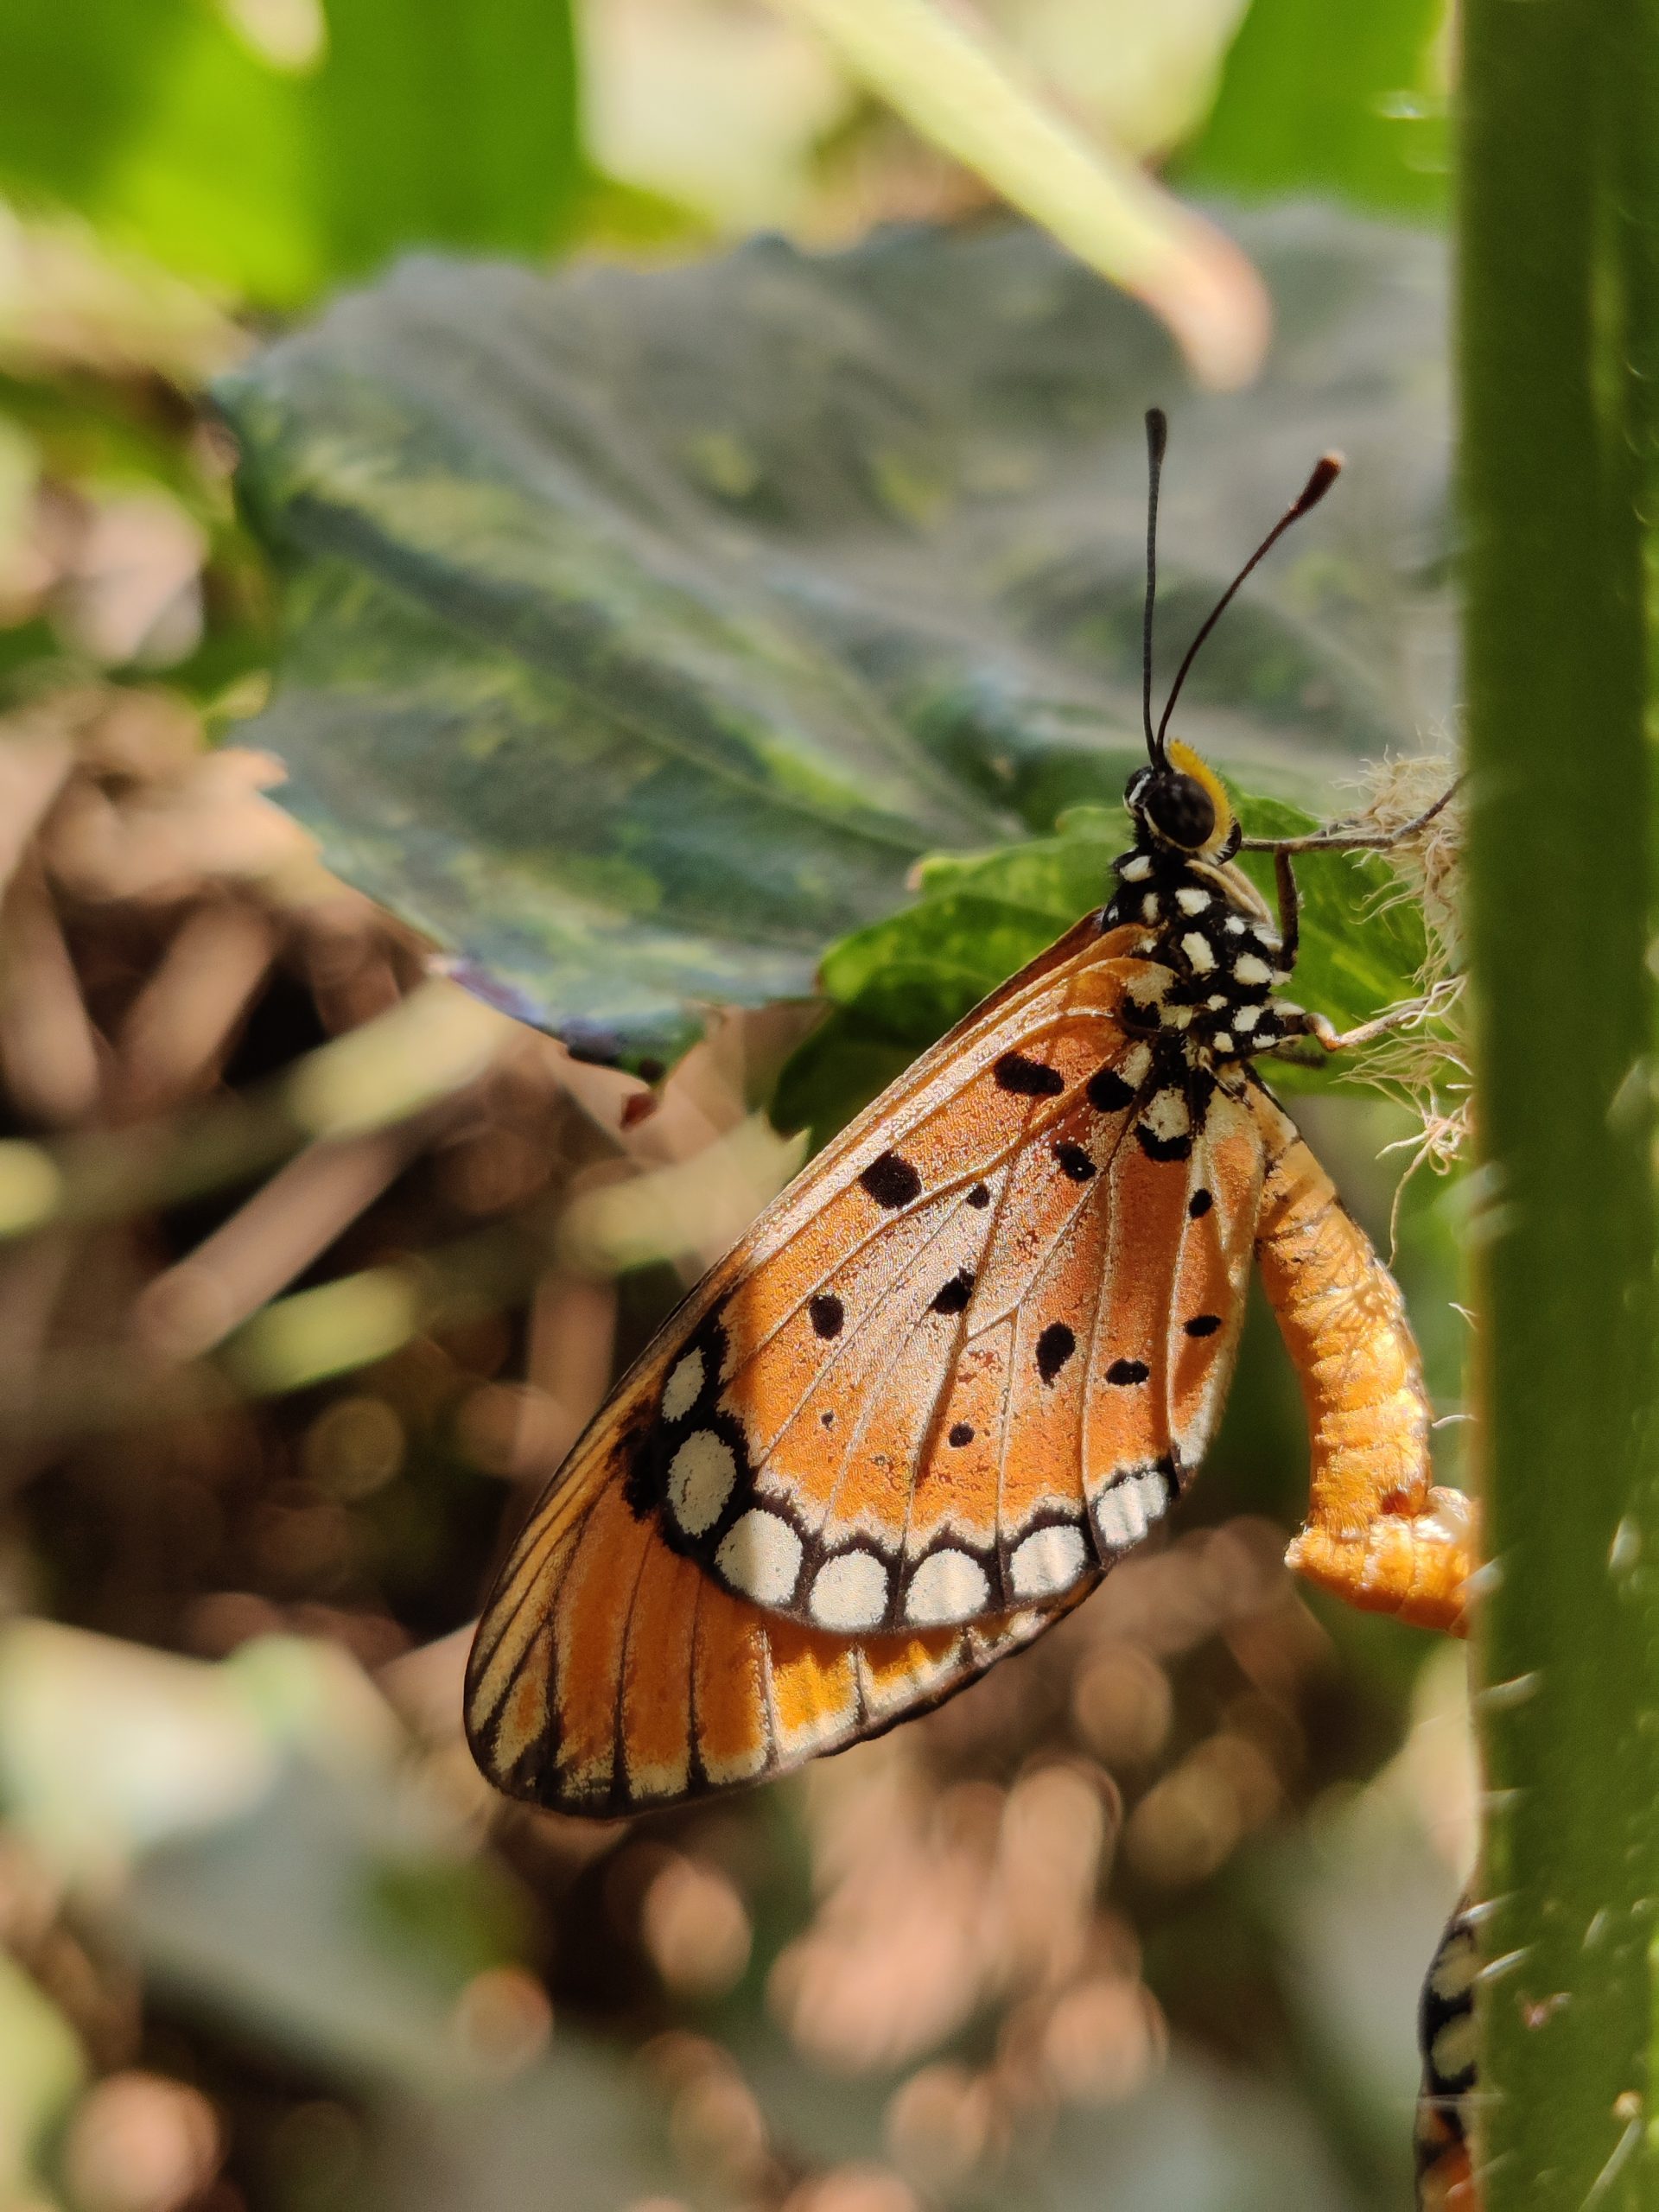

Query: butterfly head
left=1125, top=739, right=1236, bottom=860
left=1135, top=407, right=1339, bottom=863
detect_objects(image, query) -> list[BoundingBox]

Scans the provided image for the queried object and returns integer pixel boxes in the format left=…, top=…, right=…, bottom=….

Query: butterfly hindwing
left=465, top=1450, right=1091, bottom=1813
left=466, top=911, right=1283, bottom=1812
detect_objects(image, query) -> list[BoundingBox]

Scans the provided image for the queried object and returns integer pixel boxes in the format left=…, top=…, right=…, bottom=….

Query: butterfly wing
left=466, top=1455, right=1092, bottom=1812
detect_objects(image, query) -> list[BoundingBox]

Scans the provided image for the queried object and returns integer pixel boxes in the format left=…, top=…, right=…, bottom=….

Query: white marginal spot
left=1141, top=1090, right=1190, bottom=1141
left=1429, top=1931, right=1480, bottom=2004
left=1009, top=1522, right=1088, bottom=1599
left=661, top=1348, right=704, bottom=1423
left=810, top=1550, right=891, bottom=1630
left=906, top=1548, right=991, bottom=1625
left=1121, top=854, right=1153, bottom=882
left=1431, top=2014, right=1480, bottom=2082
left=716, top=1508, right=803, bottom=1606
left=1212, top=1031, right=1235, bottom=1054
left=667, top=1431, right=737, bottom=1536
left=1096, top=1480, right=1148, bottom=1552
left=1095, top=1469, right=1170, bottom=1554
left=1180, top=931, right=1216, bottom=974
left=1135, top=1467, right=1171, bottom=1519
left=1174, top=887, right=1210, bottom=915
left=1234, top=953, right=1272, bottom=987
left=1224, top=915, right=1246, bottom=935
left=1233, top=1005, right=1260, bottom=1033
left=1121, top=1043, right=1154, bottom=1088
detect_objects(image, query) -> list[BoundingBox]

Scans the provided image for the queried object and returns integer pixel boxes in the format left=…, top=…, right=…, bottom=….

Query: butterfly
left=1415, top=1892, right=1481, bottom=2212
left=465, top=410, right=1477, bottom=1819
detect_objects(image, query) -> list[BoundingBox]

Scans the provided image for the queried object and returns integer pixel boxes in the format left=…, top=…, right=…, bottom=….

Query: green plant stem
left=1460, top=2, right=1659, bottom=2202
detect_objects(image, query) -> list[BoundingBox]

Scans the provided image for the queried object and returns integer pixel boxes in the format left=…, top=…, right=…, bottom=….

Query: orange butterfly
left=466, top=410, right=1476, bottom=1819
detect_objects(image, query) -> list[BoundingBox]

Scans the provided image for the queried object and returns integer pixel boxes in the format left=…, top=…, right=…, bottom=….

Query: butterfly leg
left=1295, top=999, right=1438, bottom=1053
left=1239, top=779, right=1461, bottom=861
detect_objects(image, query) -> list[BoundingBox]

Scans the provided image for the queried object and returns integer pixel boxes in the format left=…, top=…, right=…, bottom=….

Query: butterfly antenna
left=1156, top=449, right=1343, bottom=752
left=1142, top=406, right=1168, bottom=766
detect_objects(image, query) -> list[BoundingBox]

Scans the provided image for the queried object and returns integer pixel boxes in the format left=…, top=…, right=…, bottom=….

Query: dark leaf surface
left=222, top=207, right=1452, bottom=1074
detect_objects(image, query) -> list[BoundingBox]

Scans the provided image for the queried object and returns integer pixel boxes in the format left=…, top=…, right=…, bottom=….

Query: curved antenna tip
left=1295, top=454, right=1344, bottom=512
left=1146, top=406, right=1168, bottom=459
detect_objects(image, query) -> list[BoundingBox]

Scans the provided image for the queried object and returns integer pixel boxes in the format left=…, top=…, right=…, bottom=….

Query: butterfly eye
left=1143, top=772, right=1217, bottom=850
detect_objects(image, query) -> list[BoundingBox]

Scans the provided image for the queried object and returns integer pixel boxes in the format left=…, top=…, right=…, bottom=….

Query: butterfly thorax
left=1100, top=836, right=1296, bottom=1069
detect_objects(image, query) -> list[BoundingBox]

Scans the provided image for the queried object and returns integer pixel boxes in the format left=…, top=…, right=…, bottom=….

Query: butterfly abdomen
left=1251, top=1101, right=1472, bottom=1633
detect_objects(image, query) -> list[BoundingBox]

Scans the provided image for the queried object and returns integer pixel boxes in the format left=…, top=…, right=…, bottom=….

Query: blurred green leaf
left=0, top=1950, right=85, bottom=2202
left=1178, top=0, right=1449, bottom=215
left=222, top=207, right=1452, bottom=1073
left=306, top=0, right=582, bottom=277
left=0, top=0, right=582, bottom=305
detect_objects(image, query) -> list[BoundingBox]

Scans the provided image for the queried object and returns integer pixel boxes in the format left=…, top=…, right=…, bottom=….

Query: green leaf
left=221, top=206, right=1452, bottom=1074
left=0, top=0, right=582, bottom=305
left=1178, top=0, right=1450, bottom=217
left=1461, top=0, right=1659, bottom=2195
left=305, top=0, right=582, bottom=278
left=772, top=797, right=1431, bottom=1147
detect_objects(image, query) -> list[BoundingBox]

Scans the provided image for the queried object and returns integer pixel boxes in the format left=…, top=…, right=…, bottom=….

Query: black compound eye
left=1144, top=772, right=1217, bottom=849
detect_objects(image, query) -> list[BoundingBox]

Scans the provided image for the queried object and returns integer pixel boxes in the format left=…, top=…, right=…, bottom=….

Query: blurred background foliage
left=0, top=3, right=1468, bottom=2211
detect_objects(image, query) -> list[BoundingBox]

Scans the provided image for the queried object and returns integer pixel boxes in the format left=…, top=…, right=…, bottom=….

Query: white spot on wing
left=1009, top=1522, right=1088, bottom=1599
left=1141, top=1090, right=1191, bottom=1141
left=906, top=1548, right=991, bottom=1624
left=1212, top=1031, right=1235, bottom=1054
left=716, top=1508, right=803, bottom=1605
left=1121, top=855, right=1153, bottom=881
left=1429, top=1929, right=1479, bottom=2004
left=1096, top=1470, right=1168, bottom=1554
left=1175, top=887, right=1210, bottom=915
left=667, top=1432, right=737, bottom=1536
left=1234, top=954, right=1272, bottom=987
left=1095, top=1480, right=1148, bottom=1552
left=1141, top=893, right=1161, bottom=923
left=1180, top=931, right=1216, bottom=974
left=1121, top=1043, right=1154, bottom=1088
left=810, top=1550, right=890, bottom=1630
left=661, top=1348, right=703, bottom=1423
left=1233, top=1006, right=1260, bottom=1033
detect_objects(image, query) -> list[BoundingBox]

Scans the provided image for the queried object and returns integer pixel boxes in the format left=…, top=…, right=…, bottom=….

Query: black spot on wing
left=948, top=1421, right=974, bottom=1448
left=1106, top=1357, right=1150, bottom=1386
left=860, top=1150, right=922, bottom=1208
left=1184, top=1314, right=1223, bottom=1338
left=1087, top=1065, right=1135, bottom=1112
left=967, top=1182, right=991, bottom=1208
left=1188, top=1187, right=1213, bottom=1218
left=1036, top=1322, right=1077, bottom=1383
left=931, top=1268, right=975, bottom=1315
left=1053, top=1141, right=1096, bottom=1182
left=1135, top=1121, right=1192, bottom=1163
left=620, top=1414, right=661, bottom=1520
left=995, top=1052, right=1065, bottom=1097
left=809, top=1292, right=845, bottom=1339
